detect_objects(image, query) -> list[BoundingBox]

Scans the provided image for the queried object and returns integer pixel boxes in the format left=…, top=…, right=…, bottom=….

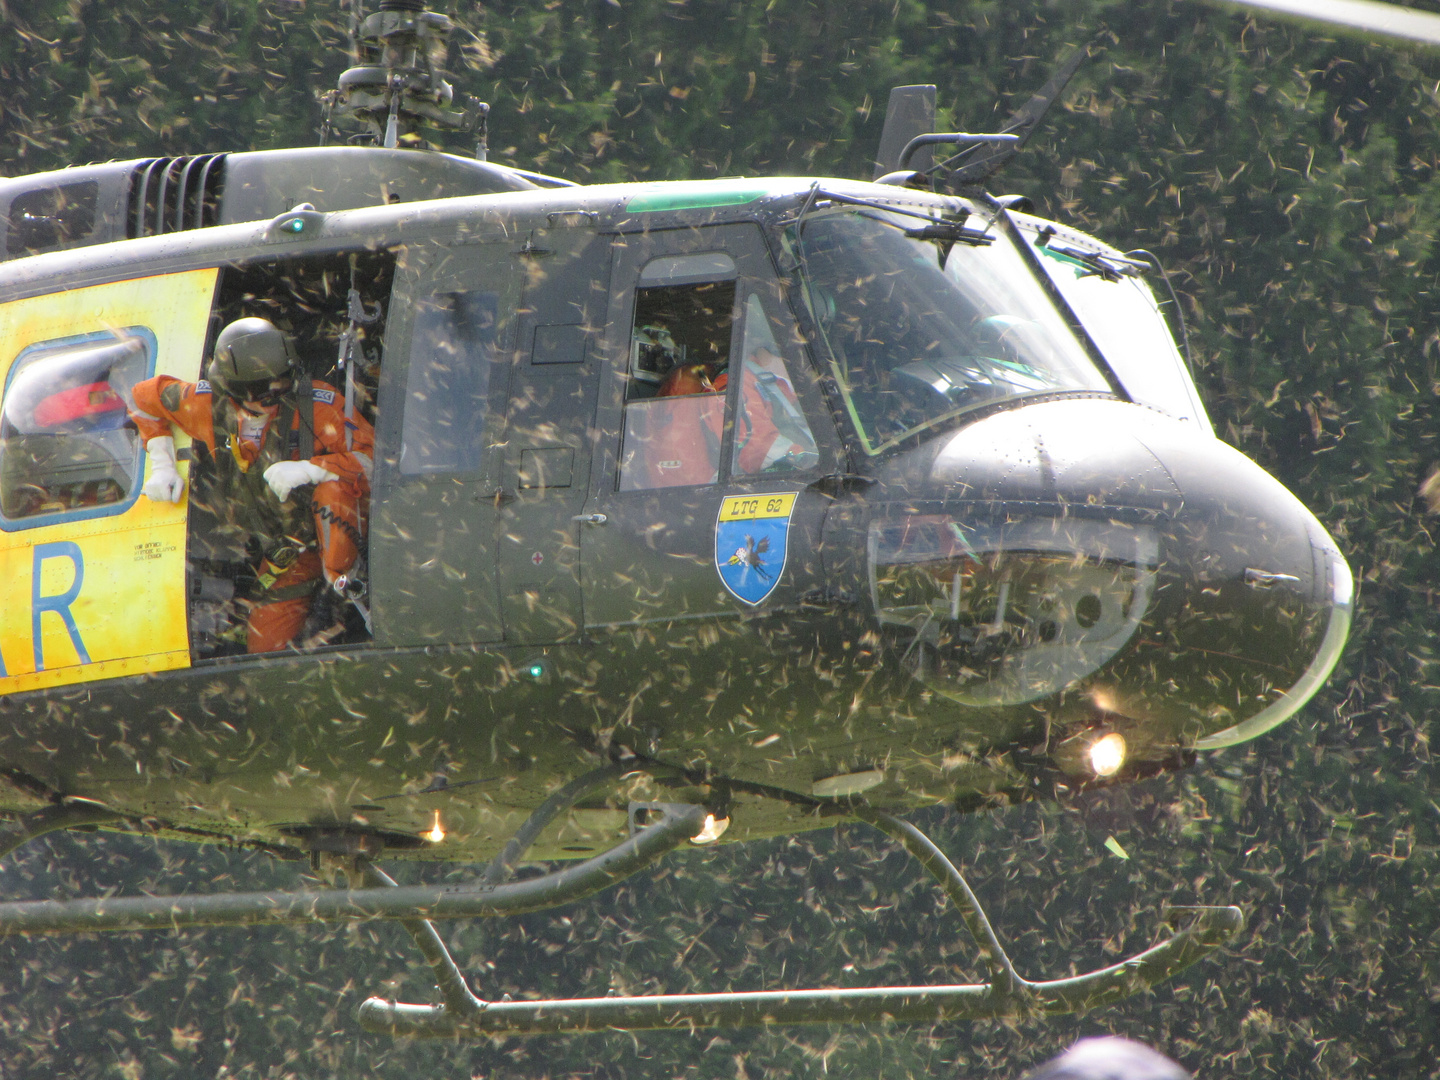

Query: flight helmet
left=631, top=324, right=681, bottom=386
left=208, top=317, right=298, bottom=404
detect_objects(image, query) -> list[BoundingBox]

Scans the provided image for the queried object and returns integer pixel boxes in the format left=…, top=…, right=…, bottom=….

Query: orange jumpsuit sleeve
left=735, top=377, right=785, bottom=475
left=130, top=375, right=217, bottom=450
left=303, top=383, right=374, bottom=489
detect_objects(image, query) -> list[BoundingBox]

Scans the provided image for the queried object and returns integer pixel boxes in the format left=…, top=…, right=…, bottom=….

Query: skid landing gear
left=0, top=776, right=1242, bottom=1038
left=358, top=804, right=1241, bottom=1037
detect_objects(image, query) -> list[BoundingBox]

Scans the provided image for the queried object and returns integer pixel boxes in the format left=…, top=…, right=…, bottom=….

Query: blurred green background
left=1, top=1, right=1437, bottom=1075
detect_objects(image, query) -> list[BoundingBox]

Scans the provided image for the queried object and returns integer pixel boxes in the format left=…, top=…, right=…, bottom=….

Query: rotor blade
left=944, top=43, right=1092, bottom=189
left=1218, top=0, right=1440, bottom=47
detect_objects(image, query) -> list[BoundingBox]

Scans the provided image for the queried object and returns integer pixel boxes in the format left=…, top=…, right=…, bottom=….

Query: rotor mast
left=326, top=0, right=489, bottom=156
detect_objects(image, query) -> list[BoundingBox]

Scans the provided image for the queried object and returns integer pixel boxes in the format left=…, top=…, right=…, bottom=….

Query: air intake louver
left=126, top=155, right=226, bottom=238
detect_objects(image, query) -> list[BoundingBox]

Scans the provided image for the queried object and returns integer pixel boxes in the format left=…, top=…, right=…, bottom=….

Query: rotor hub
left=327, top=2, right=488, bottom=153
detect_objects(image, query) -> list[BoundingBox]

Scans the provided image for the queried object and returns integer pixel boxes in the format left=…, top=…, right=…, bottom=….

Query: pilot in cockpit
left=725, top=294, right=819, bottom=476
left=620, top=295, right=818, bottom=490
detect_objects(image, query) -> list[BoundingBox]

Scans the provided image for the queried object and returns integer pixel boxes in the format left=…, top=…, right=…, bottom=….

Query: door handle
left=571, top=513, right=607, bottom=525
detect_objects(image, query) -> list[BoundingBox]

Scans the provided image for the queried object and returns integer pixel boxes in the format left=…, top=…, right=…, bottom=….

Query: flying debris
left=0, top=0, right=1363, bottom=1043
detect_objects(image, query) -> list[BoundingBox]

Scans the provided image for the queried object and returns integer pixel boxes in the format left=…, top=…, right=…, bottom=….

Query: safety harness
left=193, top=388, right=321, bottom=602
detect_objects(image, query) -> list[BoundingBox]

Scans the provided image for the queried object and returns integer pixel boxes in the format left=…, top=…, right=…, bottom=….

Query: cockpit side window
left=0, top=330, right=152, bottom=528
left=730, top=293, right=820, bottom=477
left=617, top=253, right=737, bottom=491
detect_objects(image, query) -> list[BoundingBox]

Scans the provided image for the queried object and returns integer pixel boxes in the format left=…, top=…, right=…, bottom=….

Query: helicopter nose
left=872, top=399, right=1352, bottom=759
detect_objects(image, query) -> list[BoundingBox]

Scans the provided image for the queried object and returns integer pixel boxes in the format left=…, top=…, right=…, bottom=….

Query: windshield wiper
left=785, top=191, right=994, bottom=269
left=1034, top=227, right=1144, bottom=282
left=827, top=207, right=993, bottom=268
left=903, top=218, right=994, bottom=268
left=1124, top=248, right=1195, bottom=376
left=784, top=188, right=969, bottom=229
left=903, top=220, right=994, bottom=247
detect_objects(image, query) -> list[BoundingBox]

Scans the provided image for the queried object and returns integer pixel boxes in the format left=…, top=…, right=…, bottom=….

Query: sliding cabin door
left=369, top=240, right=518, bottom=647
left=493, top=225, right=612, bottom=643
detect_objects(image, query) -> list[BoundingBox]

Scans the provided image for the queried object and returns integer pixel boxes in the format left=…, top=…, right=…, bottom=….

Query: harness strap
left=210, top=394, right=311, bottom=553
left=343, top=364, right=356, bottom=452
left=294, top=371, right=315, bottom=461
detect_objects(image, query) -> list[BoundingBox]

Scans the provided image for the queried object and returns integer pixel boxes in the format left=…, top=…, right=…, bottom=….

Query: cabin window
left=0, top=330, right=151, bottom=527
left=729, top=293, right=819, bottom=477
left=6, top=181, right=99, bottom=256
left=399, top=289, right=498, bottom=475
left=618, top=253, right=737, bottom=491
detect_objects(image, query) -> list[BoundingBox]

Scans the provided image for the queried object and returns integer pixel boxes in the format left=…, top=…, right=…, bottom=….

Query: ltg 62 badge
left=714, top=492, right=797, bottom=605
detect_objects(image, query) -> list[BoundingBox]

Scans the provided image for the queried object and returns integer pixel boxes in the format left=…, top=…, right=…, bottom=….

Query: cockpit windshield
left=791, top=207, right=1114, bottom=454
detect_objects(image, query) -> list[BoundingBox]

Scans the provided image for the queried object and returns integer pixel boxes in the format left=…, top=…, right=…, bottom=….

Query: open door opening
left=185, top=250, right=394, bottom=659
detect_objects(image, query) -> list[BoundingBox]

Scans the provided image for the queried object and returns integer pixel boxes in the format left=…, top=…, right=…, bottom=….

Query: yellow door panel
left=0, top=269, right=217, bottom=693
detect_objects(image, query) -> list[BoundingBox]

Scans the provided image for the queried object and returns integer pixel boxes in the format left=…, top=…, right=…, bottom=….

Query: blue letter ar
left=32, top=542, right=91, bottom=671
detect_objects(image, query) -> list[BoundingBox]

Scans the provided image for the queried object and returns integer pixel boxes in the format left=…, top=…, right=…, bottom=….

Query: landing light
left=689, top=814, right=730, bottom=845
left=1088, top=732, right=1127, bottom=778
left=424, top=811, right=446, bottom=844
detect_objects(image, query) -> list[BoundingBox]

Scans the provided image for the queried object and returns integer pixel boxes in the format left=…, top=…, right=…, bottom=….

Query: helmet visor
left=227, top=377, right=290, bottom=407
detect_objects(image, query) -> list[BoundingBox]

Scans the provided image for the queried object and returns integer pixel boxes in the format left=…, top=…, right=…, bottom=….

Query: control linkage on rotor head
left=323, top=0, right=490, bottom=155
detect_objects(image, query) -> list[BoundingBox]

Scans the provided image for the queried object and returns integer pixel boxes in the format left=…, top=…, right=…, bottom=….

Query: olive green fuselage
left=0, top=154, right=1350, bottom=861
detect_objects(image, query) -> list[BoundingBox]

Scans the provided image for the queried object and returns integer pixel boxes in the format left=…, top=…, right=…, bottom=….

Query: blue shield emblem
left=715, top=493, right=797, bottom=606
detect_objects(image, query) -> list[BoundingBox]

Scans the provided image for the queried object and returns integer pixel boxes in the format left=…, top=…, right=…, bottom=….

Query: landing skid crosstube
left=0, top=776, right=1242, bottom=1038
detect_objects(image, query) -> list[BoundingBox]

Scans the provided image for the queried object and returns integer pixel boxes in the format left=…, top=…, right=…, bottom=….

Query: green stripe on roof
left=626, top=184, right=773, bottom=213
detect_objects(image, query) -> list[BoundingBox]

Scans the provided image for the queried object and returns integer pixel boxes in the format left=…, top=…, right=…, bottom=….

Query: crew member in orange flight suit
left=130, top=317, right=374, bottom=653
left=653, top=346, right=817, bottom=478
left=718, top=343, right=818, bottom=476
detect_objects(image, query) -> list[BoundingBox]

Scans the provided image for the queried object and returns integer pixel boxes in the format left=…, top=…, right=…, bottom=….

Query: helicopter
left=0, top=0, right=1381, bottom=1042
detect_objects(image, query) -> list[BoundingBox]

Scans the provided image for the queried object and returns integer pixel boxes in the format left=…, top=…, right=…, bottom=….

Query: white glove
left=141, top=436, right=186, bottom=503
left=264, top=460, right=338, bottom=501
